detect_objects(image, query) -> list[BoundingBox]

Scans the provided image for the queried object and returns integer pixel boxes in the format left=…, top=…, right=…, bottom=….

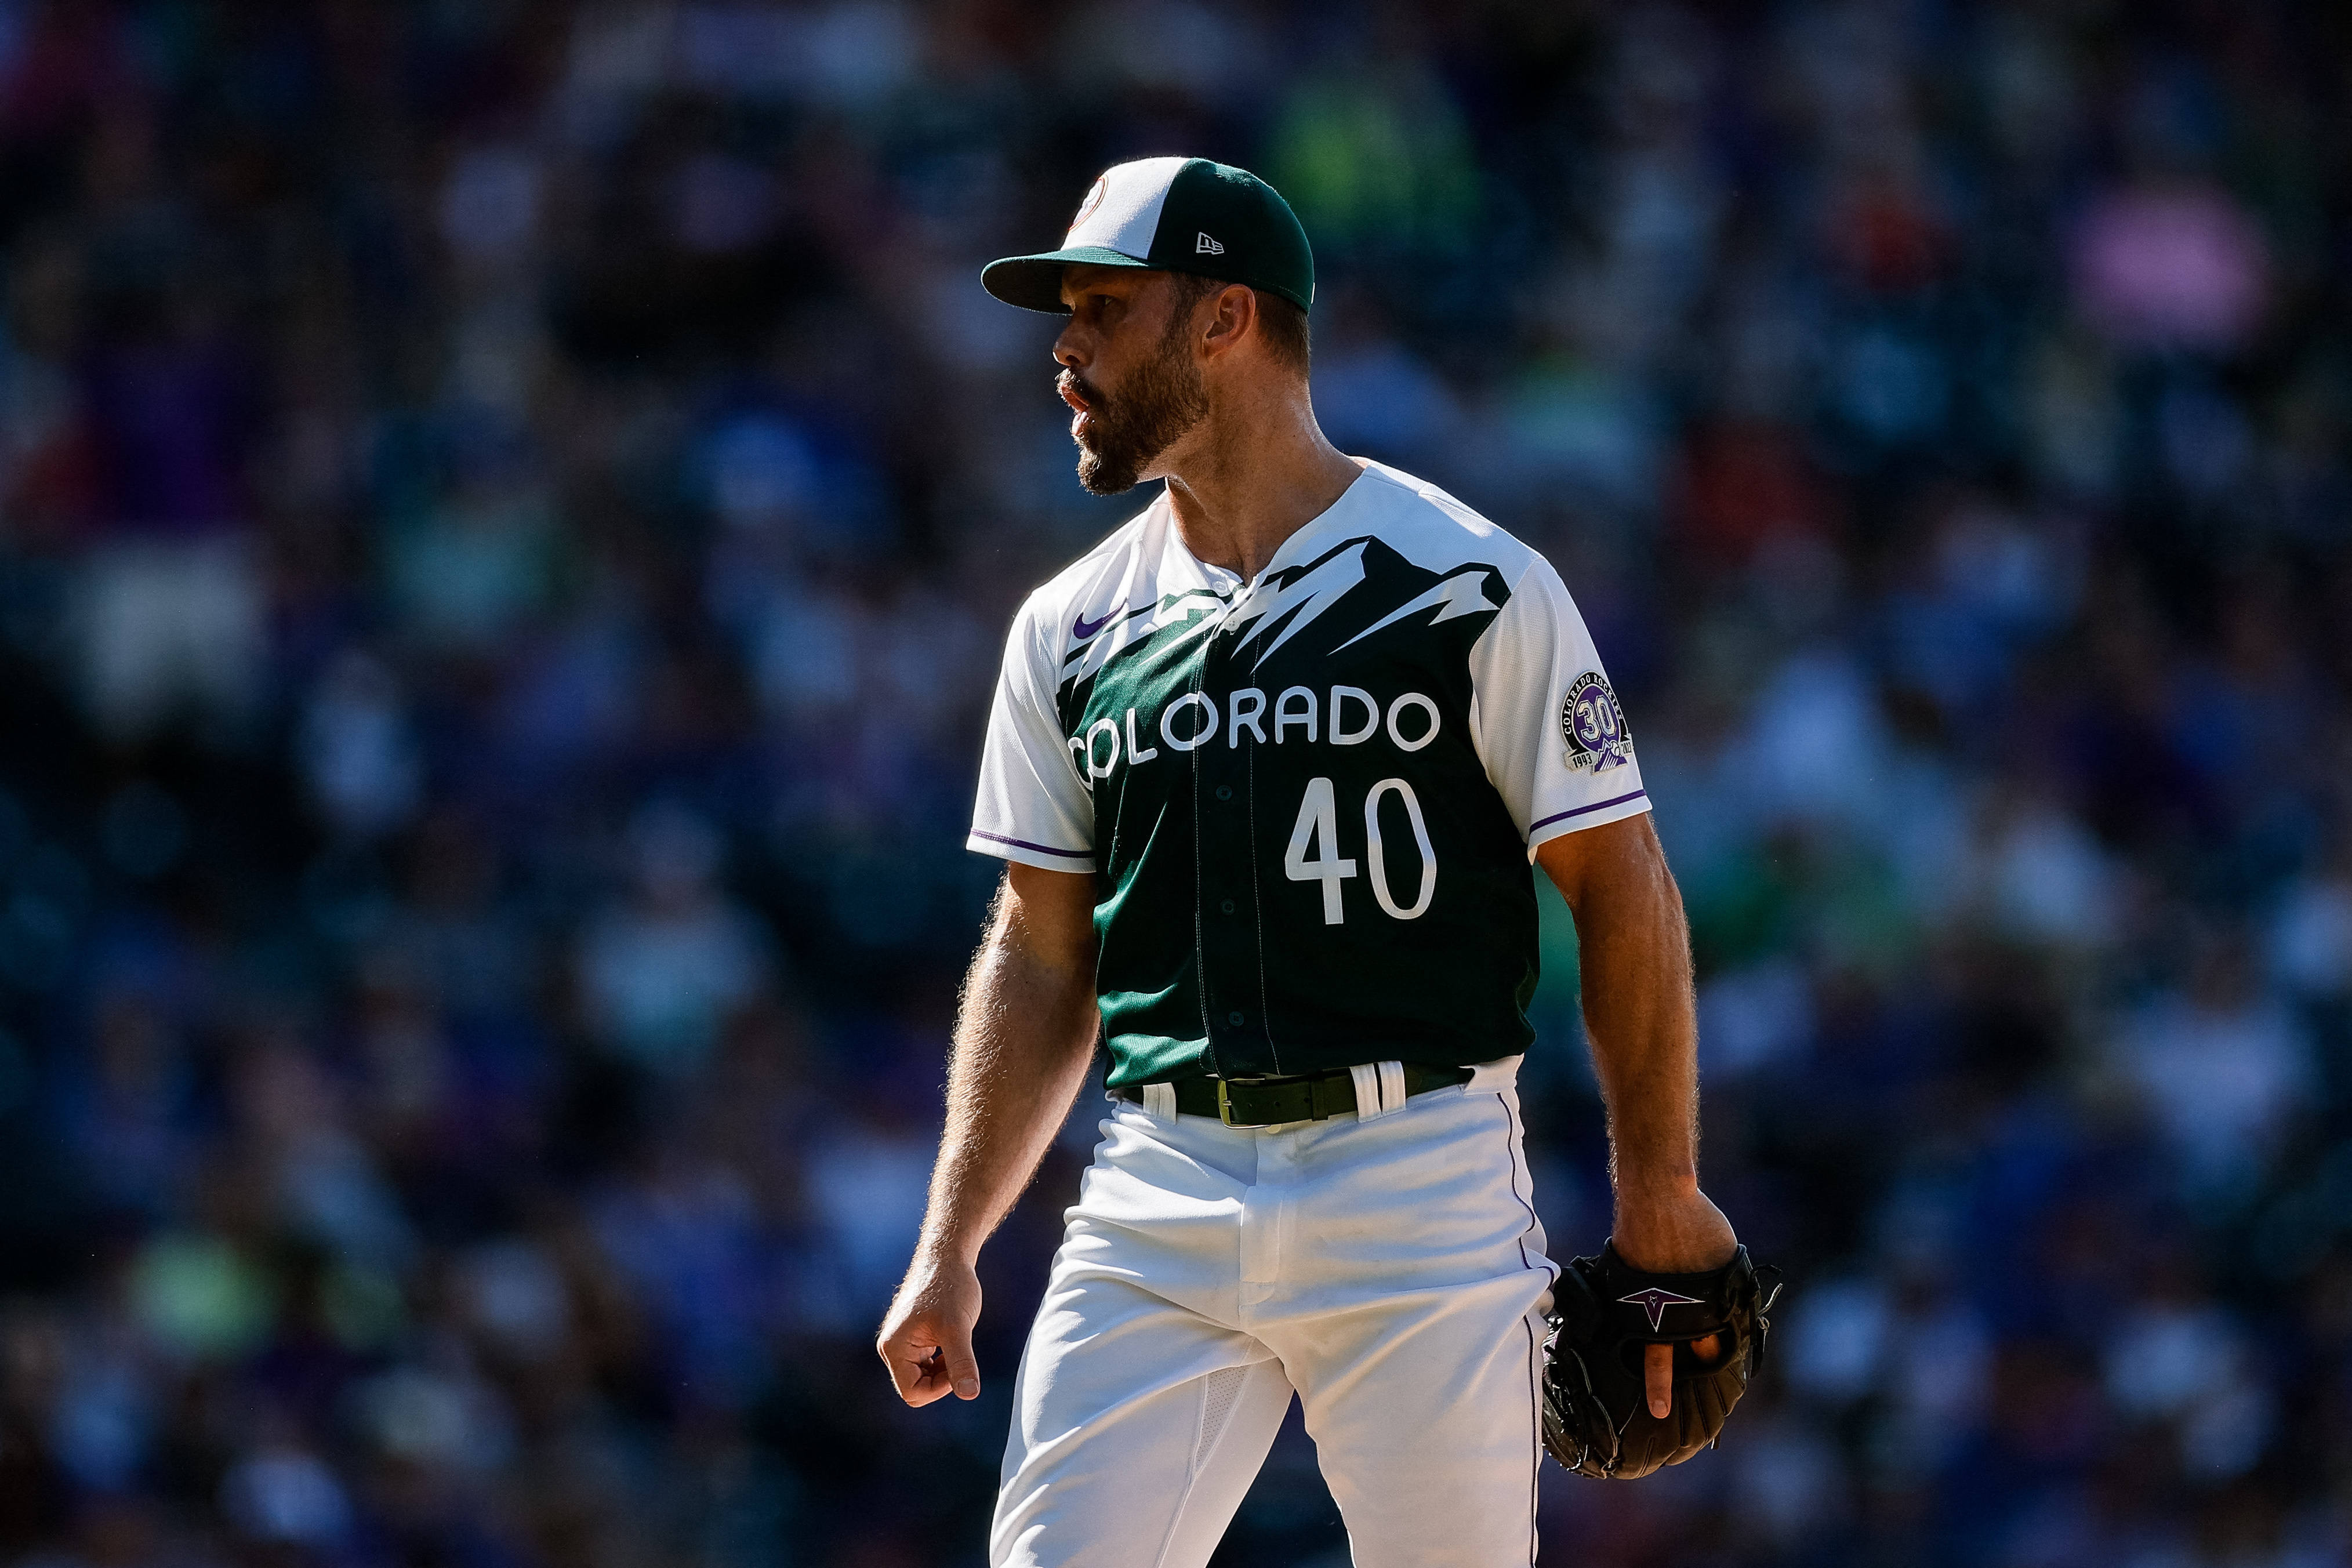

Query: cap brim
left=980, top=247, right=1153, bottom=313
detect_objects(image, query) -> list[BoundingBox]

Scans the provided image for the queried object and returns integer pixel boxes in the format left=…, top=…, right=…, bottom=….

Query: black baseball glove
left=1541, top=1242, right=1782, bottom=1479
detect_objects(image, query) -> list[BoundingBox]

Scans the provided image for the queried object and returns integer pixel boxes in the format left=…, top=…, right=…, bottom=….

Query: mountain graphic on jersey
left=1053, top=534, right=1511, bottom=730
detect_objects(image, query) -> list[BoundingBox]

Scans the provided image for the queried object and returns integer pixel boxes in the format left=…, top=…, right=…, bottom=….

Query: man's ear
left=1198, top=282, right=1259, bottom=364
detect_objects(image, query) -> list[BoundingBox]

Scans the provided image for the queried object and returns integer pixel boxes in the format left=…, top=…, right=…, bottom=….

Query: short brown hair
left=1167, top=273, right=1311, bottom=378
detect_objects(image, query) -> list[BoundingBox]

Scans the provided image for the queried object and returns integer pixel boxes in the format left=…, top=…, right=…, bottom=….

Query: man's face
left=1052, top=269, right=1209, bottom=496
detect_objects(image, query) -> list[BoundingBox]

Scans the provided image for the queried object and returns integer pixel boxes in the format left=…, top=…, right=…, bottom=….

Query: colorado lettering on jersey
left=1069, top=687, right=1442, bottom=782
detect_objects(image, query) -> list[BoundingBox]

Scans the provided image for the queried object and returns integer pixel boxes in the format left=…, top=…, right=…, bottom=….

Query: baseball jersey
left=969, top=460, right=1649, bottom=1088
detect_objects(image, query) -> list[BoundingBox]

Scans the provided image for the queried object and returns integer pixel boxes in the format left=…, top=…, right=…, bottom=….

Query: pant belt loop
left=1377, top=1060, right=1407, bottom=1115
left=1142, top=1083, right=1178, bottom=1119
left=1348, top=1062, right=1390, bottom=1121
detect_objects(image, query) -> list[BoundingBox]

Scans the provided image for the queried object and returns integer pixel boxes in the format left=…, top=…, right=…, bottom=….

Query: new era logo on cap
left=1196, top=232, right=1224, bottom=255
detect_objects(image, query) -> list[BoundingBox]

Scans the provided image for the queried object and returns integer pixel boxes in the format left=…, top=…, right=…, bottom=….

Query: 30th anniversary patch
left=1561, top=670, right=1634, bottom=771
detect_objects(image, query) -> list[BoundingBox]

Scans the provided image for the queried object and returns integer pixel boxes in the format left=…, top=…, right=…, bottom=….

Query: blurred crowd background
left=0, top=0, right=2345, bottom=1564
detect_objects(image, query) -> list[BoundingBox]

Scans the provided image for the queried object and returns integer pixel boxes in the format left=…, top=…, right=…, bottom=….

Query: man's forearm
left=1537, top=817, right=1730, bottom=1274
left=879, top=866, right=1098, bottom=1406
left=915, top=885, right=1101, bottom=1265
left=1571, top=850, right=1701, bottom=1199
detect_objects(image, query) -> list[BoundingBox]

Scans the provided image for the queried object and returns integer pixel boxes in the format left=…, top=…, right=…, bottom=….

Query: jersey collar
left=1162, top=462, right=1377, bottom=594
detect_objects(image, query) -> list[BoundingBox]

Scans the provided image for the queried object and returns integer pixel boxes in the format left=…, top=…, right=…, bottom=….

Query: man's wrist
left=1607, top=1179, right=1736, bottom=1272
left=913, top=1228, right=984, bottom=1272
left=1611, top=1166, right=1700, bottom=1204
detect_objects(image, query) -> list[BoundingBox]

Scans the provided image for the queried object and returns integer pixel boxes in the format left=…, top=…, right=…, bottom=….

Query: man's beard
left=1065, top=312, right=1208, bottom=495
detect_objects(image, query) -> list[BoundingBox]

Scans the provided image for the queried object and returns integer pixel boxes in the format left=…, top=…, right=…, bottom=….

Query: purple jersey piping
left=968, top=830, right=1094, bottom=861
left=1526, top=789, right=1649, bottom=837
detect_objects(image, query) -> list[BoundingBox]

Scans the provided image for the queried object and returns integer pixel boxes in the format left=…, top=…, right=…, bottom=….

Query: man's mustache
left=1058, top=371, right=1106, bottom=414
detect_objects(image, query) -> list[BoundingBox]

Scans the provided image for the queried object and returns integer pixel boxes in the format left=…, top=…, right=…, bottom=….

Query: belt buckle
left=1214, top=1077, right=1266, bottom=1128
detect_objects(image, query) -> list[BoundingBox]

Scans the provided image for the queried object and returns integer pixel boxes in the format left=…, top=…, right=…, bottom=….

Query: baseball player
left=877, top=157, right=1761, bottom=1567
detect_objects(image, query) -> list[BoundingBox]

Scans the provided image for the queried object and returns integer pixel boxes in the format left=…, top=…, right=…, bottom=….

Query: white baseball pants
left=989, top=1059, right=1558, bottom=1568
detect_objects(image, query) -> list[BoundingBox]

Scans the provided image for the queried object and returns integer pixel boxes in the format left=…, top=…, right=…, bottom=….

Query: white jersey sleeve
left=1469, top=556, right=1651, bottom=858
left=968, top=594, right=1097, bottom=873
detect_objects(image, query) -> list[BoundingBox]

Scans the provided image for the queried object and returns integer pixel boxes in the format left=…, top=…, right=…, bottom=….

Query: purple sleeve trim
left=969, top=830, right=1094, bottom=861
left=1527, top=790, right=1649, bottom=836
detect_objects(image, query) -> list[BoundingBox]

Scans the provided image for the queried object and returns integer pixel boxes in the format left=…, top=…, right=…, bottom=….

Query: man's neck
left=1160, top=390, right=1364, bottom=581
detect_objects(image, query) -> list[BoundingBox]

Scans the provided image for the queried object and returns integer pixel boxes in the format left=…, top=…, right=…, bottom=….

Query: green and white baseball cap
left=982, top=157, right=1315, bottom=315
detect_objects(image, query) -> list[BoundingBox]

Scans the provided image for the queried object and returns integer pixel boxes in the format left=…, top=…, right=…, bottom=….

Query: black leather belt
left=1113, top=1064, right=1474, bottom=1127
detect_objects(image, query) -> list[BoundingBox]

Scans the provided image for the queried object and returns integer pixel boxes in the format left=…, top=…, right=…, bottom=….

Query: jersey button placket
left=1196, top=627, right=1268, bottom=1077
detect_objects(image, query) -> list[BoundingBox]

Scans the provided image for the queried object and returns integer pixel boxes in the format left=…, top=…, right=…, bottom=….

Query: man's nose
left=1052, top=320, right=1086, bottom=369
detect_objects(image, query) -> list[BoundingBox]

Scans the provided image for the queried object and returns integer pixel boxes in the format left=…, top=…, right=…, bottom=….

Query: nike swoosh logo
left=1072, top=608, right=1117, bottom=641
